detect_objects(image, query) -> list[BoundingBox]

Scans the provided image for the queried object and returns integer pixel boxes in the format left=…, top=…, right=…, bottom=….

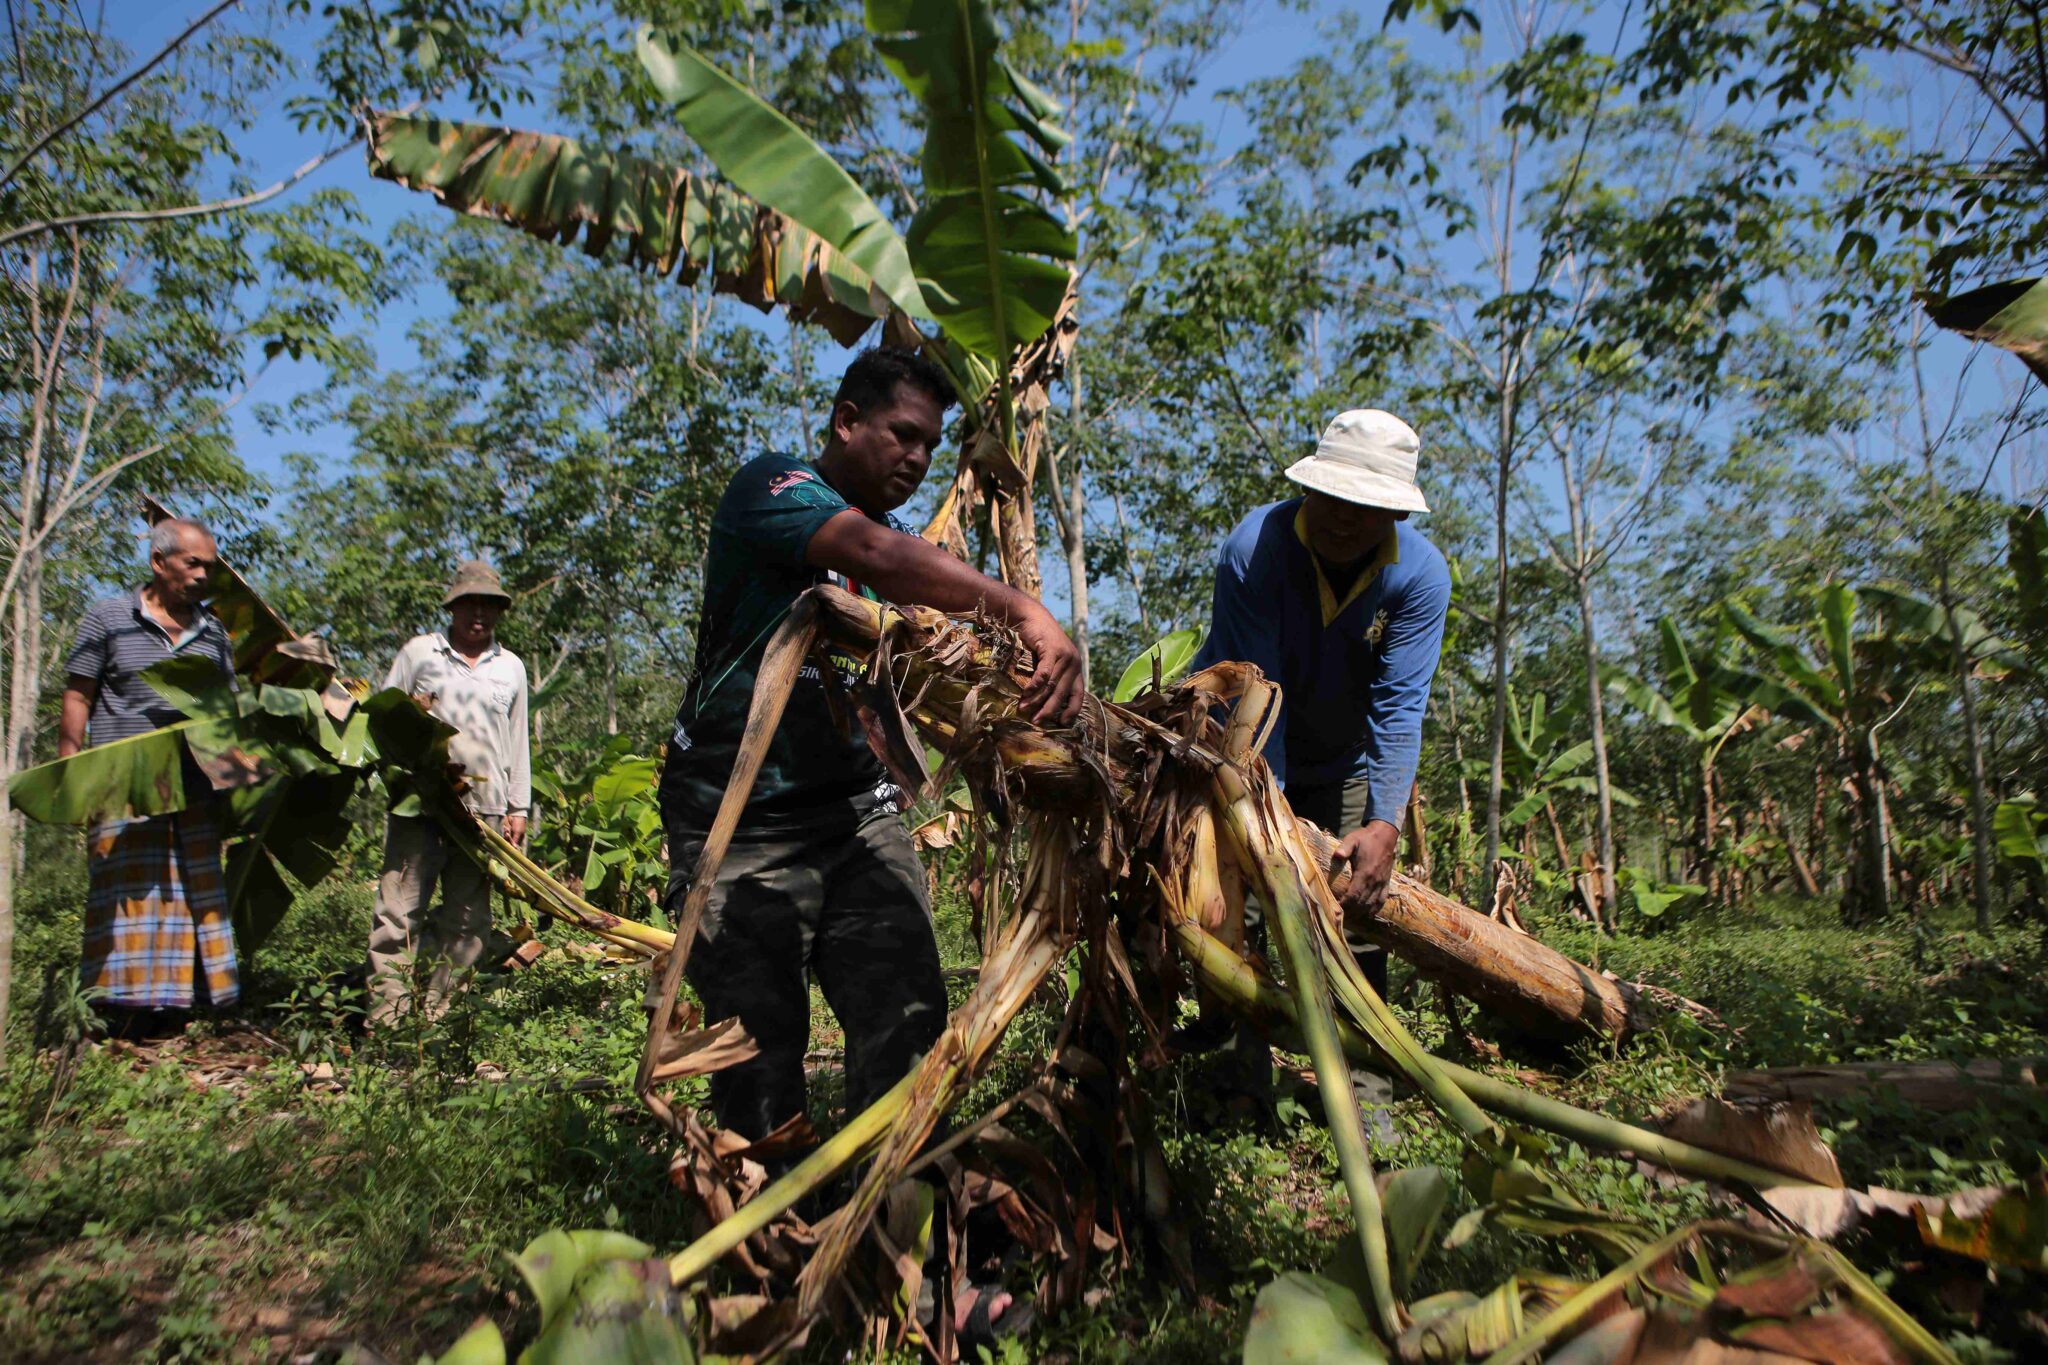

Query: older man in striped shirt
left=59, top=516, right=238, bottom=1038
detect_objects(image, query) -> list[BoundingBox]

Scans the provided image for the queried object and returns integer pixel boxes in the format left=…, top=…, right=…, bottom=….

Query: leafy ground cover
left=5, top=830, right=2045, bottom=1362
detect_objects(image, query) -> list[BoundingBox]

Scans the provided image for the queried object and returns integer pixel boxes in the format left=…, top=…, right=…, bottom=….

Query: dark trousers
left=664, top=804, right=948, bottom=1143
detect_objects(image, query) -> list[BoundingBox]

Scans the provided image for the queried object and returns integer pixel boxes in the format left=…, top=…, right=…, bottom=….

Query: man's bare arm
left=58, top=676, right=96, bottom=757
left=807, top=509, right=1085, bottom=724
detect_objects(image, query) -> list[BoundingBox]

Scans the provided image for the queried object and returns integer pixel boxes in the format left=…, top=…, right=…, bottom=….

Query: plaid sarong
left=83, top=809, right=238, bottom=1009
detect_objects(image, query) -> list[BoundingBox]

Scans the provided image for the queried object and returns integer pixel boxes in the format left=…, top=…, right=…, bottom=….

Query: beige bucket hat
left=1284, top=409, right=1429, bottom=513
left=442, top=559, right=512, bottom=606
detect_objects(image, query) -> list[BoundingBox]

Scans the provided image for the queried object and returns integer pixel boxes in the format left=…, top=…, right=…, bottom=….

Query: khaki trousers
left=366, top=814, right=499, bottom=1027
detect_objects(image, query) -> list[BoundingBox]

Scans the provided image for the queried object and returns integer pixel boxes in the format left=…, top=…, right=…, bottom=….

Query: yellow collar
left=1294, top=504, right=1399, bottom=628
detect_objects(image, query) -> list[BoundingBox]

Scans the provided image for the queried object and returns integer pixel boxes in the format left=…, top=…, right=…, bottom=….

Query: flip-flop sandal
left=957, top=1285, right=1036, bottom=1350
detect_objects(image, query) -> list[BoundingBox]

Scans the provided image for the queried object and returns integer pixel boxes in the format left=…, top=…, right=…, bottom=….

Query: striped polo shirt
left=64, top=590, right=235, bottom=745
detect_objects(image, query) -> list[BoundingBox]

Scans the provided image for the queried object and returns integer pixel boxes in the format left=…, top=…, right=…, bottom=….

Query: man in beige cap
left=1191, top=409, right=1451, bottom=1142
left=366, top=560, right=531, bottom=1026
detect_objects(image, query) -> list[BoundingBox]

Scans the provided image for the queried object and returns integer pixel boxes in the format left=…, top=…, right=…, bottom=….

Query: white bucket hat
left=1284, top=409, right=1429, bottom=514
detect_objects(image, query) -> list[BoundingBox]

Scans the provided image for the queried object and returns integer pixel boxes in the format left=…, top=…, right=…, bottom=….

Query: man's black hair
left=833, top=346, right=955, bottom=416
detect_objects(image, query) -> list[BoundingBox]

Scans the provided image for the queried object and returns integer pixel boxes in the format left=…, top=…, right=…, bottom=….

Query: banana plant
left=528, top=736, right=665, bottom=918
left=1464, top=686, right=1634, bottom=922
left=1604, top=616, right=1769, bottom=885
left=364, top=7, right=1076, bottom=470
left=1496, top=688, right=1634, bottom=830
left=1718, top=584, right=1974, bottom=924
left=1110, top=625, right=1204, bottom=702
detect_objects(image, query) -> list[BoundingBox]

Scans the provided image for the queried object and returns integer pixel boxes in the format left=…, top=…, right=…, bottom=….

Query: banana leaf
left=1242, top=1273, right=1387, bottom=1364
left=1925, top=275, right=2048, bottom=384
left=8, top=724, right=193, bottom=824
left=1723, top=600, right=1840, bottom=723
left=637, top=27, right=928, bottom=321
left=364, top=112, right=884, bottom=347
left=866, top=0, right=1077, bottom=361
left=1859, top=582, right=2025, bottom=676
left=1111, top=626, right=1204, bottom=702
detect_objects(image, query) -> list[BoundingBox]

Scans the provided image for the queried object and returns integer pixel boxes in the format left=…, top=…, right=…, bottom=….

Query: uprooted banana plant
left=13, top=566, right=2024, bottom=1363
left=385, top=585, right=2014, bottom=1363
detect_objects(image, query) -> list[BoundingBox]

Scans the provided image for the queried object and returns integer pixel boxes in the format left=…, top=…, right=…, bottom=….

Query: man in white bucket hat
left=1190, top=408, right=1451, bottom=1143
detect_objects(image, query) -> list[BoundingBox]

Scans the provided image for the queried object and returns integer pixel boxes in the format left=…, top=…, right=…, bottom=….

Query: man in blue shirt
left=1194, top=408, right=1450, bottom=1139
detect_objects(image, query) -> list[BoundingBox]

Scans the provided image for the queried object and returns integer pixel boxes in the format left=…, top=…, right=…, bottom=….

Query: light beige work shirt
left=385, top=632, right=531, bottom=815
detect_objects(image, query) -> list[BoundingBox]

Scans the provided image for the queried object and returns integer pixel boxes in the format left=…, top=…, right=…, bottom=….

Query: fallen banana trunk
left=1309, top=831, right=1653, bottom=1043
left=808, top=586, right=1653, bottom=1046
left=391, top=583, right=1970, bottom=1363
left=1722, top=1057, right=2048, bottom=1111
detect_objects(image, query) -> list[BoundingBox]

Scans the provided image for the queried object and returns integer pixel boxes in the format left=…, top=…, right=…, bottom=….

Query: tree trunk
left=1482, top=132, right=1522, bottom=918
left=1403, top=780, right=1431, bottom=885
left=1938, top=574, right=1997, bottom=931
left=603, top=628, right=619, bottom=737
left=0, top=547, right=41, bottom=1059
left=1695, top=754, right=1717, bottom=888
left=1110, top=492, right=1150, bottom=635
left=0, top=787, right=13, bottom=1058
left=1723, top=1057, right=2045, bottom=1112
left=1443, top=684, right=1471, bottom=900
left=1544, top=798, right=1601, bottom=927
left=1845, top=729, right=1891, bottom=924
left=1482, top=454, right=1511, bottom=913
left=1300, top=823, right=1652, bottom=1043
left=1768, top=795, right=1821, bottom=898
left=1573, top=577, right=1619, bottom=925
left=1809, top=759, right=1828, bottom=889
left=1046, top=346, right=1089, bottom=680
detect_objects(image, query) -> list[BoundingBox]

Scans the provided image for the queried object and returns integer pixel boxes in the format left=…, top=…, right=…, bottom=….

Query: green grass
left=5, top=847, right=2046, bottom=1361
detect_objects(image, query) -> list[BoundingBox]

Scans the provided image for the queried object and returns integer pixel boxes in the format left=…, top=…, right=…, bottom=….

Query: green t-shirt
left=659, top=453, right=902, bottom=829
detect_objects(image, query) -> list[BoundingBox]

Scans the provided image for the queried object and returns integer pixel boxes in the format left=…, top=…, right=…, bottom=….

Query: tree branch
left=0, top=135, right=356, bottom=249
left=0, top=0, right=239, bottom=191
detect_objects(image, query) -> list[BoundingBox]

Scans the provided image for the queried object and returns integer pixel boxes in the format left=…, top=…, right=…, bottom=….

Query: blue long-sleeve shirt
left=1193, top=499, right=1451, bottom=826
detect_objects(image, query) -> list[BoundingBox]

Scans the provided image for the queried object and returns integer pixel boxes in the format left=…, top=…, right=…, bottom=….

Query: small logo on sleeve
left=767, top=468, right=819, bottom=497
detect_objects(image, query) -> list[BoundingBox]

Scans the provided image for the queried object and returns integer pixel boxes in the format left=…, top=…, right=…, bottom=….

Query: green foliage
left=530, top=738, right=666, bottom=916
left=1993, top=797, right=2046, bottom=869
left=1110, top=626, right=1203, bottom=702
left=1241, top=1272, right=1386, bottom=1363
left=867, top=0, right=1078, bottom=362
left=1614, top=865, right=1707, bottom=923
left=1481, top=686, right=1634, bottom=832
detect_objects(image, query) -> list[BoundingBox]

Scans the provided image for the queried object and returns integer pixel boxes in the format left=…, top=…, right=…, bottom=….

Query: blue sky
left=96, top=0, right=1336, bottom=488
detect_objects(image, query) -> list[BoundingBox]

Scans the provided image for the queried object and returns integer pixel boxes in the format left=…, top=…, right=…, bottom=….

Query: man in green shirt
left=659, top=347, right=1083, bottom=1152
